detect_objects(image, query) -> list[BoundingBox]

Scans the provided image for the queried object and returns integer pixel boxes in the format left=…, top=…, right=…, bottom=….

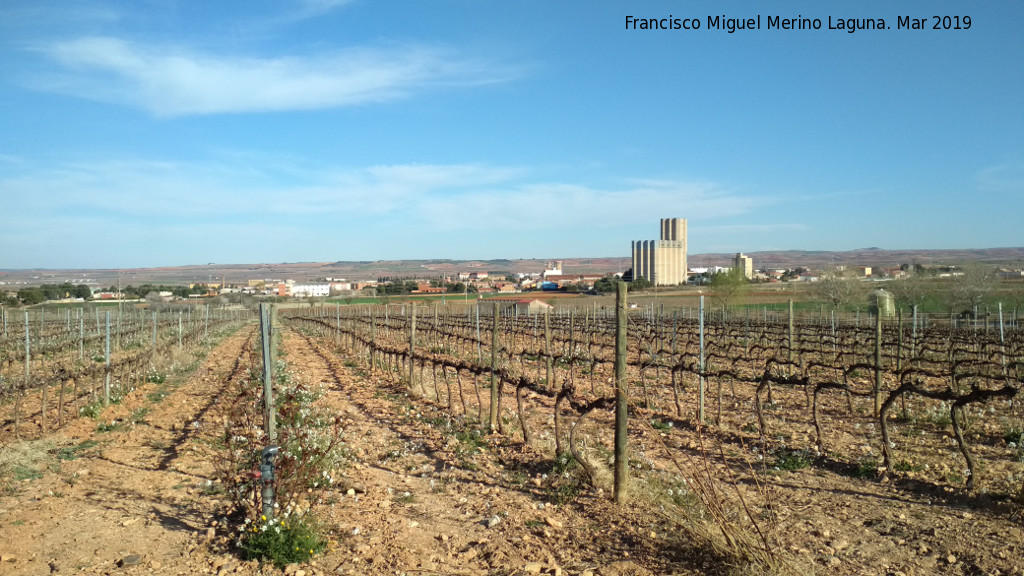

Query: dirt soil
left=1, top=324, right=1022, bottom=576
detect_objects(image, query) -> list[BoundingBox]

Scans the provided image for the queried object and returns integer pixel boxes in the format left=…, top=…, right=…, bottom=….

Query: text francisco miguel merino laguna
left=625, top=14, right=972, bottom=33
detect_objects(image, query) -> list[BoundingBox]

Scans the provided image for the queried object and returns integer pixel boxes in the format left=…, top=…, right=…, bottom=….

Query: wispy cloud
left=976, top=158, right=1024, bottom=193
left=32, top=36, right=513, bottom=115
left=296, top=0, right=354, bottom=16
left=1, top=158, right=763, bottom=226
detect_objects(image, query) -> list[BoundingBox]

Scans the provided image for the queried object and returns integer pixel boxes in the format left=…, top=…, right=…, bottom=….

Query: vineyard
left=285, top=301, right=1023, bottom=495
left=0, top=306, right=251, bottom=438
left=0, top=300, right=1022, bottom=575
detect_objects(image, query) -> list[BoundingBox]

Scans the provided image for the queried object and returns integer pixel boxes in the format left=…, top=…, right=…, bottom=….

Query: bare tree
left=946, top=264, right=996, bottom=316
left=1005, top=280, right=1024, bottom=320
left=889, top=271, right=934, bottom=312
left=813, top=267, right=865, bottom=311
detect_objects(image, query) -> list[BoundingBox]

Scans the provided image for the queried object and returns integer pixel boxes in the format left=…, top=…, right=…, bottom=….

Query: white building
left=290, top=283, right=331, bottom=298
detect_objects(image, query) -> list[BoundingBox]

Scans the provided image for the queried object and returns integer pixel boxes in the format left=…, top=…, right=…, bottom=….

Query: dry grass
left=0, top=438, right=69, bottom=493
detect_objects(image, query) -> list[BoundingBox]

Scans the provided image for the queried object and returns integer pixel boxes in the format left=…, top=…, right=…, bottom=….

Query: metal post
left=698, top=295, right=705, bottom=425
left=476, top=304, right=482, bottom=363
left=999, top=302, right=1006, bottom=374
left=104, top=311, right=111, bottom=405
left=409, top=302, right=417, bottom=390
left=788, top=299, right=794, bottom=364
left=874, top=310, right=882, bottom=416
left=259, top=303, right=277, bottom=442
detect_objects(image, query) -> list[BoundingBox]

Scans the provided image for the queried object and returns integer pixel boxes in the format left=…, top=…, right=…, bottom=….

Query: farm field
left=0, top=304, right=1022, bottom=576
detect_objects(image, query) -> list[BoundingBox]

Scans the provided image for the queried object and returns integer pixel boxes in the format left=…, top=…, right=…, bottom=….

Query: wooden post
left=613, top=282, right=628, bottom=503
left=259, top=303, right=277, bottom=442
left=489, top=305, right=500, bottom=432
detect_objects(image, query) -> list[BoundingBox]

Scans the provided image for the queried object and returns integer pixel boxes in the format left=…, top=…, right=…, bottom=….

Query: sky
left=1, top=0, right=1022, bottom=269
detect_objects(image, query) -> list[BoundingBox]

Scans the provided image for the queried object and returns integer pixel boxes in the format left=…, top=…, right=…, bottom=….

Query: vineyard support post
left=259, top=303, right=277, bottom=442
left=370, top=309, right=377, bottom=372
left=476, top=304, right=482, bottom=363
left=409, top=302, right=417, bottom=391
left=177, top=311, right=182, bottom=352
left=17, top=311, right=29, bottom=437
left=999, top=302, right=1006, bottom=373
left=104, top=311, right=111, bottom=406
left=788, top=299, right=794, bottom=364
left=699, top=295, right=705, bottom=425
left=204, top=304, right=209, bottom=340
left=613, top=281, right=628, bottom=503
left=489, top=305, right=500, bottom=432
left=874, top=310, right=882, bottom=416
left=912, top=305, right=918, bottom=356
left=544, top=307, right=552, bottom=388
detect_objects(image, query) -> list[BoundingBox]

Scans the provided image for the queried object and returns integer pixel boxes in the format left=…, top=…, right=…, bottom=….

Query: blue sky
left=1, top=0, right=1022, bottom=269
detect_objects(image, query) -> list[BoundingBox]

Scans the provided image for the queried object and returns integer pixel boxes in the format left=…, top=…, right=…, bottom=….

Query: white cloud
left=33, top=36, right=511, bottom=115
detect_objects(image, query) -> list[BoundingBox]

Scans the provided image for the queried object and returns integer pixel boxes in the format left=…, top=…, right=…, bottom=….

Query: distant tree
left=1005, top=280, right=1024, bottom=319
left=73, top=284, right=92, bottom=299
left=17, top=287, right=45, bottom=305
left=889, top=272, right=932, bottom=312
left=709, top=268, right=746, bottom=310
left=593, top=276, right=620, bottom=294
left=629, top=277, right=652, bottom=292
left=814, top=267, right=864, bottom=310
left=946, top=264, right=996, bottom=316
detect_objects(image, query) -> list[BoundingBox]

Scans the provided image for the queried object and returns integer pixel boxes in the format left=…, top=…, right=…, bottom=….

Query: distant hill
left=2, top=248, right=1022, bottom=287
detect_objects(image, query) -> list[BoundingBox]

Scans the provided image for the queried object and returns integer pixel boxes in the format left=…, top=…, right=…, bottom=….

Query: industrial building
left=630, top=218, right=688, bottom=286
left=734, top=253, right=754, bottom=279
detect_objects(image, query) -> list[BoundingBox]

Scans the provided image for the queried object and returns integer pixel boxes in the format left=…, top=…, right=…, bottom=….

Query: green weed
left=772, top=447, right=813, bottom=472
left=55, top=440, right=100, bottom=461
left=238, top=514, right=326, bottom=568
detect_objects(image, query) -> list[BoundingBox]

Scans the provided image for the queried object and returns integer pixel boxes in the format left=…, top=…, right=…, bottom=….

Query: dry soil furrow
left=279, top=326, right=704, bottom=576
left=0, top=324, right=259, bottom=576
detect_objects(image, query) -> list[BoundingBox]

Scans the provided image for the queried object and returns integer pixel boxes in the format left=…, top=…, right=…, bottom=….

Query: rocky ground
left=1, top=322, right=1022, bottom=576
